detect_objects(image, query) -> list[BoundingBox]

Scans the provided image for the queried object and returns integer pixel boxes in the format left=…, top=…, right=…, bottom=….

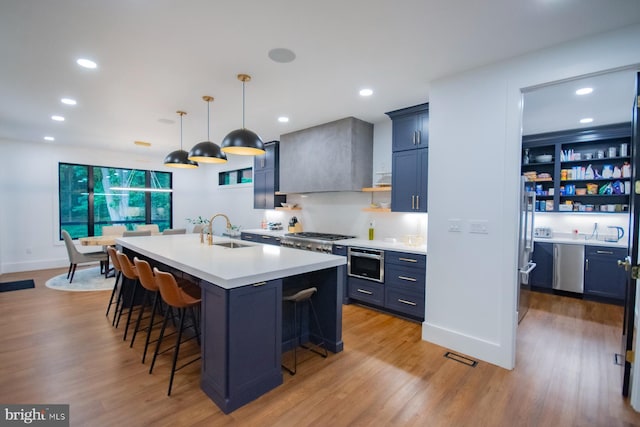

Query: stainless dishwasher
left=553, top=243, right=584, bottom=293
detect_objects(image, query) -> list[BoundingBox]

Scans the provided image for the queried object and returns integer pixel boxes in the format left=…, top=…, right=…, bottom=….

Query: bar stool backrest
left=116, top=251, right=138, bottom=280
left=153, top=268, right=199, bottom=308
left=133, top=257, right=158, bottom=291
left=106, top=246, right=121, bottom=273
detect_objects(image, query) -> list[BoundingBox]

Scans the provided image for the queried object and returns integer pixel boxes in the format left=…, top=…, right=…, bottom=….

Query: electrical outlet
left=469, top=220, right=489, bottom=234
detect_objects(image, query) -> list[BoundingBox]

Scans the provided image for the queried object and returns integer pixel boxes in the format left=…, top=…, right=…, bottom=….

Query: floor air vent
left=444, top=351, right=478, bottom=367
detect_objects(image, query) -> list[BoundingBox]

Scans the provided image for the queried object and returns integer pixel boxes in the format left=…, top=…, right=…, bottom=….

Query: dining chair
left=136, top=224, right=160, bottom=233
left=102, top=225, right=126, bottom=237
left=61, top=230, right=109, bottom=283
left=162, top=228, right=186, bottom=235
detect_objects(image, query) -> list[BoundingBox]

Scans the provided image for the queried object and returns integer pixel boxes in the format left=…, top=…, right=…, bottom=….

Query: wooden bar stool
left=105, top=246, right=122, bottom=320
left=115, top=251, right=141, bottom=341
left=282, top=287, right=327, bottom=375
left=131, top=257, right=168, bottom=363
left=149, top=267, right=201, bottom=396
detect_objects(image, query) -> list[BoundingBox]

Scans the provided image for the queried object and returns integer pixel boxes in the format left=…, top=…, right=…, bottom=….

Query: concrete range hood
left=279, top=117, right=374, bottom=193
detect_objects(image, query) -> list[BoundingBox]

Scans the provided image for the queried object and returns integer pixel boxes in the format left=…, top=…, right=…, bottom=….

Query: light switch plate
left=469, top=220, right=489, bottom=234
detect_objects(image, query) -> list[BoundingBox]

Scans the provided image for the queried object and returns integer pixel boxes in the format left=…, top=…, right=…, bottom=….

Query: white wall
left=424, top=24, right=640, bottom=370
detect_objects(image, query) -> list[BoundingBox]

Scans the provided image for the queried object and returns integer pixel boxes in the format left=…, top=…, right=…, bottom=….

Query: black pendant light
left=164, top=111, right=199, bottom=169
left=188, top=96, right=228, bottom=164
left=221, top=74, right=265, bottom=155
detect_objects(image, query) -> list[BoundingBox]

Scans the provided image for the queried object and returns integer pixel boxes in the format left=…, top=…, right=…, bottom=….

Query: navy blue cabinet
left=384, top=251, right=426, bottom=320
left=241, top=232, right=281, bottom=246
left=200, top=279, right=283, bottom=414
left=530, top=242, right=553, bottom=289
left=584, top=245, right=627, bottom=302
left=253, top=141, right=286, bottom=209
left=391, top=148, right=428, bottom=212
left=332, top=244, right=349, bottom=304
left=387, top=104, right=429, bottom=213
left=386, top=104, right=429, bottom=152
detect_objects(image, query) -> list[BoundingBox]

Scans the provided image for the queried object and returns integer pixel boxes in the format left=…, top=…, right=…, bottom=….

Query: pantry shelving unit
left=522, top=123, right=632, bottom=213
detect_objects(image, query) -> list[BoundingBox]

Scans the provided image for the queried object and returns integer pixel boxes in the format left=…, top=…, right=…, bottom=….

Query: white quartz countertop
left=534, top=235, right=627, bottom=249
left=116, top=234, right=346, bottom=289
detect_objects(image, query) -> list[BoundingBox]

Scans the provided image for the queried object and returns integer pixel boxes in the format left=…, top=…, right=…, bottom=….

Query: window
left=59, top=163, right=172, bottom=239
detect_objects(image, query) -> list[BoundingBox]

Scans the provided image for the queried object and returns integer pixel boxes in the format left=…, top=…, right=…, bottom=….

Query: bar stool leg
left=122, top=281, right=139, bottom=341
left=142, top=292, right=161, bottom=364
left=106, top=270, right=121, bottom=318
left=167, top=308, right=186, bottom=396
left=149, top=307, right=171, bottom=375
left=130, top=289, right=150, bottom=347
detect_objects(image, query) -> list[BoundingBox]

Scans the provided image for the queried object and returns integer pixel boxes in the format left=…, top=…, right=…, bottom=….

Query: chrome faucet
left=202, top=214, right=233, bottom=245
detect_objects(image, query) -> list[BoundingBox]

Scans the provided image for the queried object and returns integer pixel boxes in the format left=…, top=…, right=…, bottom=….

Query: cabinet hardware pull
left=357, top=289, right=373, bottom=295
left=416, top=195, right=420, bottom=210
left=398, top=257, right=417, bottom=263
left=398, top=276, right=417, bottom=282
left=253, top=281, right=267, bottom=287
left=398, top=299, right=417, bottom=306
left=596, top=250, right=614, bottom=255
left=262, top=236, right=270, bottom=239
left=585, top=259, right=589, bottom=271
left=411, top=195, right=415, bottom=209
left=412, top=131, right=417, bottom=145
left=335, top=245, right=344, bottom=249
left=245, top=235, right=253, bottom=239
left=416, top=130, right=421, bottom=145
left=261, top=158, right=265, bottom=168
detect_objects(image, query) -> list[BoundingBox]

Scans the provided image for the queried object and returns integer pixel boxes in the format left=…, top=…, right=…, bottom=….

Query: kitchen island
left=116, top=233, right=346, bottom=413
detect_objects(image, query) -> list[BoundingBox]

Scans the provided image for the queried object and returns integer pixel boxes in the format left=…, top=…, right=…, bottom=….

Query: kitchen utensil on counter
left=605, top=226, right=625, bottom=242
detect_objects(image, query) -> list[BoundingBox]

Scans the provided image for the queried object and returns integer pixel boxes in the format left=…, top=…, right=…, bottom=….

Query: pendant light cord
left=180, top=113, right=183, bottom=150
left=207, top=99, right=211, bottom=140
left=242, top=80, right=246, bottom=129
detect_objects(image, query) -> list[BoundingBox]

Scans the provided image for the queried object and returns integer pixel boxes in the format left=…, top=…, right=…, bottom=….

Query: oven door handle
left=350, top=252, right=382, bottom=260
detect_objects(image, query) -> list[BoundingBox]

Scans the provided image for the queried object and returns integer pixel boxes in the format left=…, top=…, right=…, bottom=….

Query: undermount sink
left=213, top=242, right=251, bottom=249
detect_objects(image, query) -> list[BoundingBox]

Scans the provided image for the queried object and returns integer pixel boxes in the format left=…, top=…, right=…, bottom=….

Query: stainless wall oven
left=348, top=247, right=384, bottom=283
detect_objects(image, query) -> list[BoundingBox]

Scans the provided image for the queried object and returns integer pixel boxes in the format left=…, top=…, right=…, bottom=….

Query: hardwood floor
left=1, top=267, right=639, bottom=426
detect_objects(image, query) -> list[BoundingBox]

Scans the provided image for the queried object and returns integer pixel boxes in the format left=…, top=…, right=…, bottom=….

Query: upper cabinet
left=254, top=141, right=286, bottom=210
left=279, top=117, right=374, bottom=193
left=387, top=103, right=429, bottom=152
left=386, top=103, right=429, bottom=212
left=522, top=123, right=632, bottom=213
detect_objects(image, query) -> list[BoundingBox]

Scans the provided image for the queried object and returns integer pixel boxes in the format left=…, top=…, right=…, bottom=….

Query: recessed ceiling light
left=579, top=118, right=594, bottom=124
left=76, top=58, right=97, bottom=69
left=268, top=48, right=296, bottom=63
left=61, top=98, right=77, bottom=105
left=359, top=88, right=373, bottom=97
left=51, top=115, right=65, bottom=122
left=278, top=116, right=289, bottom=123
left=44, top=136, right=55, bottom=141
left=575, top=87, right=593, bottom=95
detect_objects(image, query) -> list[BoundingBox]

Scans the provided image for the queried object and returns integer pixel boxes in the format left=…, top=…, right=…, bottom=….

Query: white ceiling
left=522, top=69, right=638, bottom=135
left=1, top=0, right=640, bottom=157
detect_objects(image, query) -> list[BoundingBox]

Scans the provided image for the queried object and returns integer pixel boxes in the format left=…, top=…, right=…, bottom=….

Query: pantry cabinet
left=522, top=123, right=632, bottom=213
left=584, top=245, right=626, bottom=302
left=530, top=242, right=553, bottom=289
left=253, top=141, right=286, bottom=209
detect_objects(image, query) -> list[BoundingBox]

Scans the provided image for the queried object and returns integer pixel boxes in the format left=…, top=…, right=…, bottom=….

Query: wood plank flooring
left=1, top=267, right=640, bottom=426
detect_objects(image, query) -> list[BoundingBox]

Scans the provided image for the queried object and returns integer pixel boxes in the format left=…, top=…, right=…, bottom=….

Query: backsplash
left=534, top=212, right=629, bottom=242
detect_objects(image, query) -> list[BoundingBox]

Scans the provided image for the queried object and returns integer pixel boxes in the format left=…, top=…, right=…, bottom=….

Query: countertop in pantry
left=534, top=234, right=627, bottom=249
left=115, top=234, right=345, bottom=289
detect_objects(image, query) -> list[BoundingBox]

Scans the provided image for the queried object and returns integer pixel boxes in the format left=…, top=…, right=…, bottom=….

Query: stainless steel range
left=280, top=232, right=355, bottom=253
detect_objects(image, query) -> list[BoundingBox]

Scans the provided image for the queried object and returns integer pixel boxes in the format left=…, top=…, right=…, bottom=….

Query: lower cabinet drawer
left=348, top=277, right=384, bottom=306
left=384, top=288, right=425, bottom=319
